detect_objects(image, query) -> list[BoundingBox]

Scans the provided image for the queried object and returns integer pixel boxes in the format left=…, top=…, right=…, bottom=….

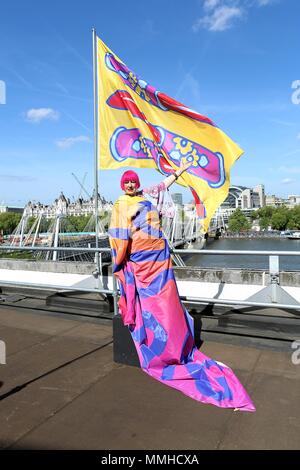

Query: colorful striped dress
left=108, top=183, right=255, bottom=412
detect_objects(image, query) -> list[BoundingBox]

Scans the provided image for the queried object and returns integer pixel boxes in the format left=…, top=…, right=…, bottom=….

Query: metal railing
left=173, top=248, right=300, bottom=312
left=0, top=245, right=300, bottom=314
left=0, top=245, right=119, bottom=316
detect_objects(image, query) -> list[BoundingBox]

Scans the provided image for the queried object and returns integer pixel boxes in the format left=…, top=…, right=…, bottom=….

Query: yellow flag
left=97, top=37, right=243, bottom=231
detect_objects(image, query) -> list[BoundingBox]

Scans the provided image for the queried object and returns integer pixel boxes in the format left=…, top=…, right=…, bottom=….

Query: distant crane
left=71, top=172, right=91, bottom=199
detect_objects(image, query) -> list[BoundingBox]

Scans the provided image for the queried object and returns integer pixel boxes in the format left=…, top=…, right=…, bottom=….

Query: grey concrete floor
left=0, top=304, right=299, bottom=450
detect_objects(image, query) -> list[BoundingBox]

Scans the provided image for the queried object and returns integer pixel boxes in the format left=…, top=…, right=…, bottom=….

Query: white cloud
left=256, top=0, right=275, bottom=6
left=281, top=178, right=294, bottom=184
left=193, top=6, right=244, bottom=32
left=279, top=165, right=300, bottom=174
left=203, top=0, right=220, bottom=10
left=26, top=108, right=59, bottom=123
left=0, top=174, right=37, bottom=182
left=194, top=0, right=278, bottom=33
left=55, top=135, right=91, bottom=149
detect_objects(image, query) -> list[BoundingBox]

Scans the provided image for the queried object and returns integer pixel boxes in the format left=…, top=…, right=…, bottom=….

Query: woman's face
left=124, top=180, right=138, bottom=196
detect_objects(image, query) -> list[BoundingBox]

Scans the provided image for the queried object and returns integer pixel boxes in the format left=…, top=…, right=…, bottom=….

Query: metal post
left=92, top=27, right=101, bottom=284
left=269, top=255, right=279, bottom=303
left=53, top=215, right=60, bottom=261
left=112, top=274, right=119, bottom=316
left=19, top=216, right=26, bottom=247
left=32, top=213, right=42, bottom=247
left=171, top=208, right=177, bottom=244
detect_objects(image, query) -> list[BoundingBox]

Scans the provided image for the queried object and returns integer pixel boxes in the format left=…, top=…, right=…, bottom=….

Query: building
left=171, top=193, right=183, bottom=206
left=0, top=205, right=23, bottom=214
left=220, top=185, right=265, bottom=211
left=215, top=184, right=265, bottom=225
left=23, top=192, right=113, bottom=219
left=265, top=195, right=285, bottom=207
left=265, top=194, right=300, bottom=208
left=287, top=195, right=300, bottom=207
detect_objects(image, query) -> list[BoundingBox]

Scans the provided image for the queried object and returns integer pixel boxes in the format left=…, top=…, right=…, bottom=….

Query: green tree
left=250, top=210, right=258, bottom=221
left=287, top=205, right=300, bottom=230
left=228, top=209, right=251, bottom=233
left=27, top=216, right=36, bottom=229
left=39, top=218, right=52, bottom=233
left=0, top=213, right=22, bottom=235
left=256, top=206, right=275, bottom=219
left=61, top=216, right=89, bottom=233
left=259, top=217, right=270, bottom=230
left=271, top=208, right=289, bottom=230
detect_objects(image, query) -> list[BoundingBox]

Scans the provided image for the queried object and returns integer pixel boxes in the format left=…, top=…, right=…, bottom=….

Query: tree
left=61, top=216, right=89, bottom=233
left=287, top=206, right=300, bottom=230
left=256, top=206, right=275, bottom=219
left=228, top=209, right=251, bottom=233
left=259, top=217, right=270, bottom=230
left=0, top=213, right=22, bottom=235
left=271, top=209, right=289, bottom=230
left=250, top=211, right=258, bottom=221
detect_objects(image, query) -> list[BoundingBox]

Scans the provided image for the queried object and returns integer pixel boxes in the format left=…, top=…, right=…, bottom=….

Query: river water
left=182, top=238, right=300, bottom=271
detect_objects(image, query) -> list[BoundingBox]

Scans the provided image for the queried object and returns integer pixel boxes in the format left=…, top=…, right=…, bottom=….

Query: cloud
left=193, top=0, right=278, bottom=33
left=25, top=108, right=60, bottom=123
left=281, top=178, right=294, bottom=184
left=203, top=0, right=220, bottom=10
left=269, top=119, right=295, bottom=127
left=193, top=5, right=244, bottom=32
left=256, top=0, right=275, bottom=6
left=279, top=165, right=300, bottom=174
left=282, top=148, right=300, bottom=158
left=175, top=73, right=202, bottom=105
left=55, top=135, right=92, bottom=149
left=0, top=174, right=37, bottom=182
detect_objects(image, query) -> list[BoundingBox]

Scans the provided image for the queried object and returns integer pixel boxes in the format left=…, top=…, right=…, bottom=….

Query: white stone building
left=23, top=192, right=113, bottom=219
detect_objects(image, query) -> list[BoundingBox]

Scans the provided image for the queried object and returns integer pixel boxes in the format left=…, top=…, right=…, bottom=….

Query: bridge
left=4, top=204, right=210, bottom=267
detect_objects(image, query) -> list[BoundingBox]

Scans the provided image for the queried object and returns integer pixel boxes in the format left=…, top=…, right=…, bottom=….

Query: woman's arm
left=163, top=160, right=193, bottom=190
left=142, top=160, right=193, bottom=200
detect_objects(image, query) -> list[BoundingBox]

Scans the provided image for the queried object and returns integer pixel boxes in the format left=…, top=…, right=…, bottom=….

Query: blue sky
left=0, top=0, right=299, bottom=206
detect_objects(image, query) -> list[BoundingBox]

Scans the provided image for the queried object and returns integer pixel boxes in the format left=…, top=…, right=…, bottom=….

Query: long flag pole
left=92, top=27, right=101, bottom=278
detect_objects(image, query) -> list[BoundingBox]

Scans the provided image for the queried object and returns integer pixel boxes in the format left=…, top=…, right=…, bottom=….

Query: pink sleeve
left=142, top=181, right=166, bottom=199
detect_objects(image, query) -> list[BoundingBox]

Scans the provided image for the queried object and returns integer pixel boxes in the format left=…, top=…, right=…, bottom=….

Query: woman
left=109, top=163, right=255, bottom=412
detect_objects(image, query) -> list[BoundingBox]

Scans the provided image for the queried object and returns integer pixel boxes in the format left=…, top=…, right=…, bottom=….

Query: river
left=182, top=237, right=300, bottom=271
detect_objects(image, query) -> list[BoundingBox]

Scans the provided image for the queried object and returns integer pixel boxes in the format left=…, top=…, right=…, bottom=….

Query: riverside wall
left=0, top=259, right=299, bottom=287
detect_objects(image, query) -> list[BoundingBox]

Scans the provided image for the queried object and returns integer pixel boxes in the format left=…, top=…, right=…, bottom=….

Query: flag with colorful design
left=97, top=36, right=243, bottom=231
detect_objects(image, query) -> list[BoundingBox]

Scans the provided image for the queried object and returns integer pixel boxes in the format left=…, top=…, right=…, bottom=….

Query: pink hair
left=120, top=170, right=140, bottom=190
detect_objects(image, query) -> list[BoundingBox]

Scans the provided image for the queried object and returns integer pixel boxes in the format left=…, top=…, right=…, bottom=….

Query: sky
left=0, top=0, right=299, bottom=206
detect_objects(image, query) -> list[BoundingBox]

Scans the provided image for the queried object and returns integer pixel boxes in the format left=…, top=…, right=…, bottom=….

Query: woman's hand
left=178, top=159, right=193, bottom=176
left=163, top=158, right=193, bottom=189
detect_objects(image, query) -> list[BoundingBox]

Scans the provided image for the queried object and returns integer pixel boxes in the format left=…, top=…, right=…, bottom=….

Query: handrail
left=182, top=297, right=300, bottom=312
left=0, top=246, right=111, bottom=253
left=0, top=245, right=299, bottom=314
left=1, top=245, right=300, bottom=256
left=173, top=249, right=300, bottom=256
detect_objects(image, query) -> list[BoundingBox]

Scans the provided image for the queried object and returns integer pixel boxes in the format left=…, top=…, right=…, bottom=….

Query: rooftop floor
left=0, top=304, right=299, bottom=450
